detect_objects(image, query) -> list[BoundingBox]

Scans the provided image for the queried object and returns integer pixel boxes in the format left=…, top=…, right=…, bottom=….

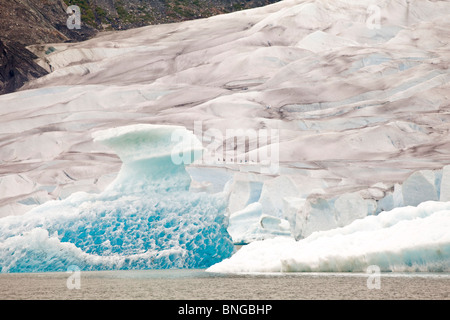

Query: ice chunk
left=283, top=197, right=306, bottom=237
left=393, top=183, right=404, bottom=208
left=260, top=215, right=290, bottom=235
left=258, top=175, right=300, bottom=219
left=376, top=193, right=395, bottom=214
left=207, top=201, right=450, bottom=273
left=0, top=124, right=234, bottom=273
left=289, top=193, right=376, bottom=240
left=227, top=202, right=290, bottom=244
left=402, top=170, right=438, bottom=206
left=334, top=192, right=370, bottom=227
left=228, top=179, right=257, bottom=214
left=299, top=197, right=338, bottom=239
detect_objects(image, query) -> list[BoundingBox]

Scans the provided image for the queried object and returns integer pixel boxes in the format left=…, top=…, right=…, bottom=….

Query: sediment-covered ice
left=207, top=201, right=450, bottom=273
left=1, top=0, right=449, bottom=220
left=0, top=124, right=234, bottom=273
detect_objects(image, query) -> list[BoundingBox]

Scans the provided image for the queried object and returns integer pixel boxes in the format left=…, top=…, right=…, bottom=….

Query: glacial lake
left=1, top=269, right=448, bottom=300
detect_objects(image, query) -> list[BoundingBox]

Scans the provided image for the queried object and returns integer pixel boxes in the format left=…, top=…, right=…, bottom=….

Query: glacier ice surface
left=1, top=0, right=450, bottom=272
left=0, top=124, right=234, bottom=273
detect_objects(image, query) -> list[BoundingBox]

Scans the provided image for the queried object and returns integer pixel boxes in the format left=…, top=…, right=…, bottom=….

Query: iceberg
left=207, top=201, right=450, bottom=273
left=0, top=124, right=234, bottom=273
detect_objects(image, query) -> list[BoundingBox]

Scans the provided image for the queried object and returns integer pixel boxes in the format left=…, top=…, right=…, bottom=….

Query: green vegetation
left=233, top=3, right=245, bottom=11
left=115, top=1, right=129, bottom=21
left=115, top=0, right=152, bottom=24
left=62, top=0, right=264, bottom=29
left=94, top=6, right=108, bottom=24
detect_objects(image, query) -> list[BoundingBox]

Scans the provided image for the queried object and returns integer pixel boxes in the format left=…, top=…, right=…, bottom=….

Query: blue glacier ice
left=0, top=124, right=234, bottom=273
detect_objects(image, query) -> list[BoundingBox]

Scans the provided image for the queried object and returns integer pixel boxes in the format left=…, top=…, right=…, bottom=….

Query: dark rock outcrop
left=0, top=39, right=48, bottom=94
left=0, top=0, right=97, bottom=94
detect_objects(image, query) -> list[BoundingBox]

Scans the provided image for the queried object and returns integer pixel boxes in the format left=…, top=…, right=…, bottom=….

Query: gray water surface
left=1, top=269, right=449, bottom=300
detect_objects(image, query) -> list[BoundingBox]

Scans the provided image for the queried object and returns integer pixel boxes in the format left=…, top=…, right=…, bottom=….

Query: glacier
left=1, top=0, right=450, bottom=273
left=0, top=124, right=234, bottom=272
